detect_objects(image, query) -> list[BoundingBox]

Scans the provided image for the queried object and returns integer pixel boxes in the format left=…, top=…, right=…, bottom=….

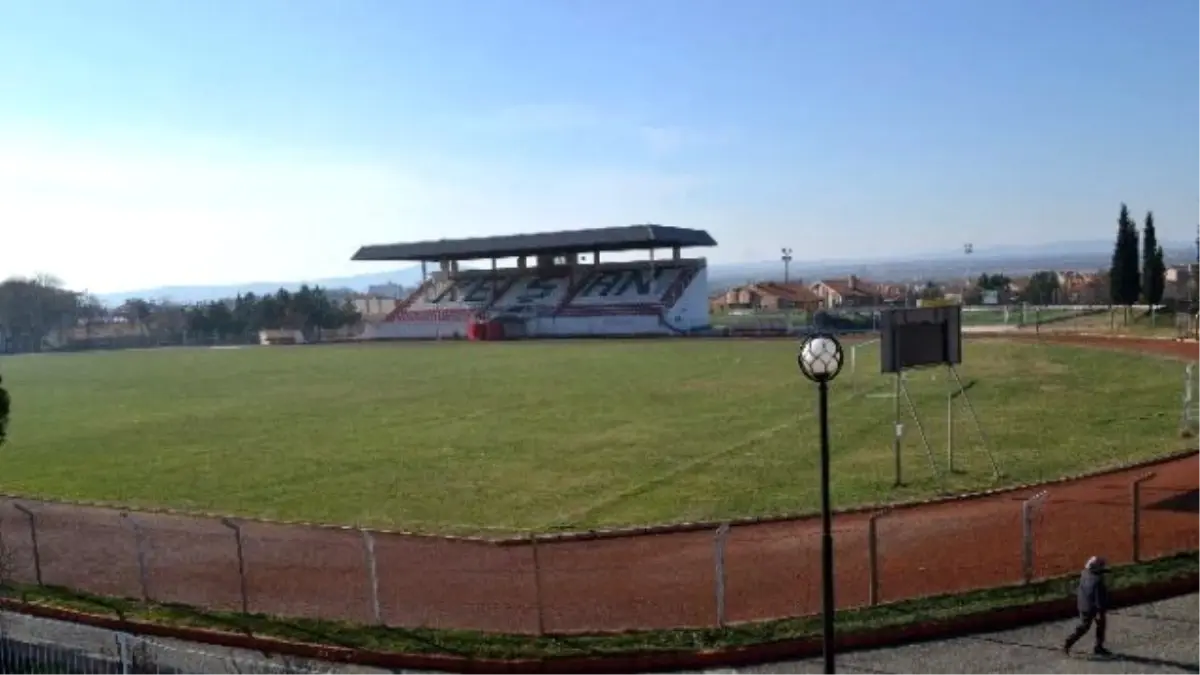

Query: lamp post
left=782, top=248, right=794, bottom=284
left=797, top=333, right=844, bottom=675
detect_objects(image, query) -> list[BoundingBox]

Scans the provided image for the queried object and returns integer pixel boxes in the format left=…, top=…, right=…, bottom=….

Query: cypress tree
left=1110, top=204, right=1132, bottom=305
left=1141, top=211, right=1157, bottom=303
left=1123, top=210, right=1141, bottom=307
left=1142, top=212, right=1165, bottom=306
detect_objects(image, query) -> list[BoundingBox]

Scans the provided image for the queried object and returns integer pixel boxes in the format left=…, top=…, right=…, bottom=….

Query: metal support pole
left=850, top=345, right=857, bottom=397
left=899, top=378, right=940, bottom=480
left=818, top=379, right=836, bottom=675
left=714, top=523, right=730, bottom=627
left=1180, top=364, right=1196, bottom=436
left=220, top=518, right=249, bottom=614
left=946, top=387, right=954, bottom=473
left=1131, top=473, right=1156, bottom=563
left=1021, top=491, right=1048, bottom=584
left=12, top=503, right=41, bottom=586
left=117, top=632, right=131, bottom=674
left=120, top=513, right=150, bottom=602
left=867, top=510, right=889, bottom=606
left=948, top=365, right=1002, bottom=479
left=892, top=373, right=902, bottom=487
left=361, top=529, right=382, bottom=625
left=531, top=533, right=546, bottom=636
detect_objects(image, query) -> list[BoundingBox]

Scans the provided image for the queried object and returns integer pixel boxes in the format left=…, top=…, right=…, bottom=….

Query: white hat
left=1085, top=556, right=1107, bottom=571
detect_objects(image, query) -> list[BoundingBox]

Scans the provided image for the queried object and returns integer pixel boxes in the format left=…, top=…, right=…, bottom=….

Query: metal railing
left=0, top=610, right=363, bottom=674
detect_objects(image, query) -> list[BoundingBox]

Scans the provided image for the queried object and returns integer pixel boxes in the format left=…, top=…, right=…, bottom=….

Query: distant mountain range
left=97, top=268, right=427, bottom=306
left=96, top=239, right=1197, bottom=306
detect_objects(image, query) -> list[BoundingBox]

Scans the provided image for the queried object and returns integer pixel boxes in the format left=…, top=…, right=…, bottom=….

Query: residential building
left=1165, top=263, right=1199, bottom=302
left=810, top=276, right=880, bottom=307
left=710, top=281, right=823, bottom=313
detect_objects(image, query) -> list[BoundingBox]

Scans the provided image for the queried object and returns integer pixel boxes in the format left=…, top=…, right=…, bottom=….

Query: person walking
left=1064, top=555, right=1111, bottom=656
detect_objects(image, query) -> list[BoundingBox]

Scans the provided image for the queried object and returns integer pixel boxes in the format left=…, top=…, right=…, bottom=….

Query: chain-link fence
left=960, top=304, right=1112, bottom=329
left=0, top=450, right=1194, bottom=637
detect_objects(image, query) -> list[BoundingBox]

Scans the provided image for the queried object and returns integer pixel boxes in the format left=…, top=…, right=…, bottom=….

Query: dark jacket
left=1077, top=569, right=1109, bottom=614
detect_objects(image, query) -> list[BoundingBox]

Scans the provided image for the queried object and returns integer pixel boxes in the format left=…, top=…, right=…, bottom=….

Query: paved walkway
left=718, top=593, right=1199, bottom=674
left=9, top=593, right=1193, bottom=673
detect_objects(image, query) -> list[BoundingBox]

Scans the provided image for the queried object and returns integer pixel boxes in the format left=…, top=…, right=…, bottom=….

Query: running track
left=0, top=335, right=1195, bottom=635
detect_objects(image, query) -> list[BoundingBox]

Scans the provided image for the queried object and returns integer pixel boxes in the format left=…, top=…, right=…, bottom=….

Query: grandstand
left=351, top=225, right=717, bottom=339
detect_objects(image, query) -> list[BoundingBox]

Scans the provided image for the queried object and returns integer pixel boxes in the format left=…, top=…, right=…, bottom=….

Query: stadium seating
left=363, top=259, right=710, bottom=339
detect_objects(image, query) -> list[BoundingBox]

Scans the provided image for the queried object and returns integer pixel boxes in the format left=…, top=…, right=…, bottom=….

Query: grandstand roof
left=351, top=225, right=717, bottom=262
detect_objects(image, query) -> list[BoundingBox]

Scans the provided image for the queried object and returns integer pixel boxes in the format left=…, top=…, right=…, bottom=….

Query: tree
left=1141, top=212, right=1166, bottom=307
left=0, top=373, right=8, bottom=447
left=975, top=273, right=1011, bottom=291
left=0, top=276, right=82, bottom=352
left=918, top=281, right=944, bottom=301
left=1109, top=203, right=1141, bottom=320
left=1021, top=271, right=1061, bottom=304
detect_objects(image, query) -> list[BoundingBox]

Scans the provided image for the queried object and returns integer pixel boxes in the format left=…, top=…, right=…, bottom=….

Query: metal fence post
left=12, top=503, right=41, bottom=586
left=946, top=389, right=954, bottom=473
left=120, top=512, right=151, bottom=601
left=1021, top=490, right=1048, bottom=584
left=850, top=343, right=858, bottom=396
left=714, top=523, right=730, bottom=628
left=530, top=533, right=546, bottom=635
left=360, top=529, right=382, bottom=625
left=1131, top=472, right=1157, bottom=563
left=220, top=518, right=249, bottom=614
left=867, top=509, right=889, bottom=606
left=117, top=632, right=131, bottom=674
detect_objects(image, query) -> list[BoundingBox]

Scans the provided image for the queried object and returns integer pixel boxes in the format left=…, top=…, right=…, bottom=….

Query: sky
left=0, top=0, right=1196, bottom=293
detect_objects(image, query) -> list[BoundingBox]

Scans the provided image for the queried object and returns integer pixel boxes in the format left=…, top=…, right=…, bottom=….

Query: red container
left=466, top=321, right=480, bottom=341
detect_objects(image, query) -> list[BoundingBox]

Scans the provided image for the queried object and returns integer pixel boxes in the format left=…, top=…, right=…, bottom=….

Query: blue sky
left=0, top=0, right=1195, bottom=292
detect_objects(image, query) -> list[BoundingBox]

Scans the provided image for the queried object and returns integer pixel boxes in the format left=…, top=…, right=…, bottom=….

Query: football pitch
left=0, top=338, right=1186, bottom=535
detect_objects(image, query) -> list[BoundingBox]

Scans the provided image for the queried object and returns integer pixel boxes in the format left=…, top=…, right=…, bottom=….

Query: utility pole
left=782, top=247, right=794, bottom=284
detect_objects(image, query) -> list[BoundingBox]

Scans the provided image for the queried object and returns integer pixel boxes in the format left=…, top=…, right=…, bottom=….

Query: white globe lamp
left=798, top=334, right=844, bottom=383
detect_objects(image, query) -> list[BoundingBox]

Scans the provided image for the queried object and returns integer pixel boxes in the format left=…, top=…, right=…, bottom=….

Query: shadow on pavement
left=1105, top=652, right=1199, bottom=674
left=972, top=637, right=1199, bottom=674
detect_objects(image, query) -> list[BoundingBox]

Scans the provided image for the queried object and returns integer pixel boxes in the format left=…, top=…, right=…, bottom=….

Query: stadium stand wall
left=360, top=260, right=710, bottom=340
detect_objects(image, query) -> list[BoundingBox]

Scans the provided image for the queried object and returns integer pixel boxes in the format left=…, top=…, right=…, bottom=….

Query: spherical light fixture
left=797, top=333, right=844, bottom=383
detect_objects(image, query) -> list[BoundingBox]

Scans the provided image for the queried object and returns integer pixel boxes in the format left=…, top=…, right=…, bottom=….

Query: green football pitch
left=0, top=338, right=1186, bottom=534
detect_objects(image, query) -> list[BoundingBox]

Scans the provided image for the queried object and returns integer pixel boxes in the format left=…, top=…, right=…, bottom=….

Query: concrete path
left=718, top=593, right=1199, bottom=674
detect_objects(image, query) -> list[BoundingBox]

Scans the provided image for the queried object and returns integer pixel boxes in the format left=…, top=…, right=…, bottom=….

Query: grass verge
left=1, top=552, right=1195, bottom=660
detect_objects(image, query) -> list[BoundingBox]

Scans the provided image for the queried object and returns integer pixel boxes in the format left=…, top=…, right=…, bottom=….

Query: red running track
left=0, top=335, right=1195, bottom=634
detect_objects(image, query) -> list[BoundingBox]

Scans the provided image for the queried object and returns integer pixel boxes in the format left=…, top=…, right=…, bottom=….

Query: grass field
left=960, top=306, right=1098, bottom=326
left=1033, top=308, right=1193, bottom=338
left=0, top=339, right=1188, bottom=534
